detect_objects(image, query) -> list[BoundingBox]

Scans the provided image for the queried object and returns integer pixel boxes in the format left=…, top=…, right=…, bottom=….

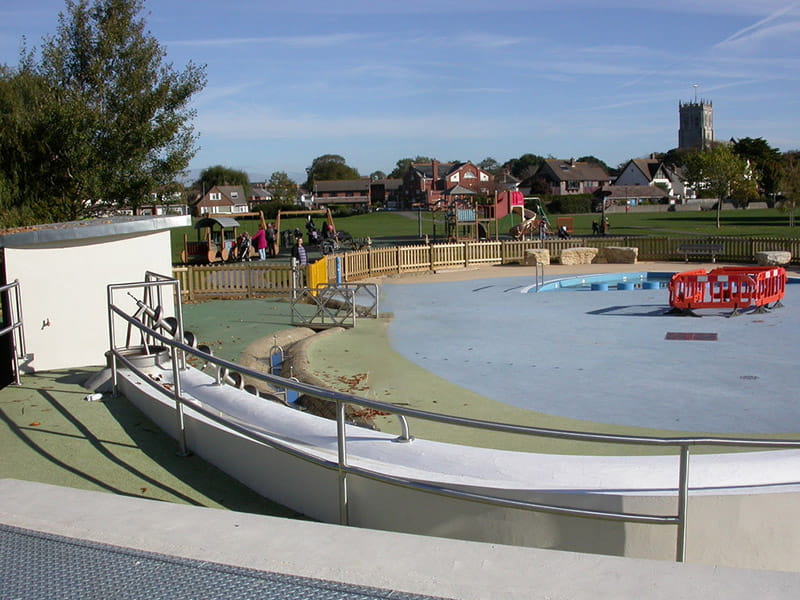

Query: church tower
left=678, top=100, right=713, bottom=150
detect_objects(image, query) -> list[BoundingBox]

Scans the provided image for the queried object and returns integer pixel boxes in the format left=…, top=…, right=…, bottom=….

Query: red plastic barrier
left=668, top=267, right=786, bottom=313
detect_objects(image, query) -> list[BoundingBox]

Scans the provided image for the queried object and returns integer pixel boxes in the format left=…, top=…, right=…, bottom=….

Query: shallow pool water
left=533, top=271, right=673, bottom=292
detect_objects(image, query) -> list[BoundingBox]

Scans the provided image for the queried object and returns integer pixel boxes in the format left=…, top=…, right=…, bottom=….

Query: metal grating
left=665, top=332, right=718, bottom=341
left=0, top=524, right=450, bottom=600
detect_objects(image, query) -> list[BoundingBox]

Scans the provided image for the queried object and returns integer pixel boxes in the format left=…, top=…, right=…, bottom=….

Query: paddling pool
left=533, top=271, right=673, bottom=292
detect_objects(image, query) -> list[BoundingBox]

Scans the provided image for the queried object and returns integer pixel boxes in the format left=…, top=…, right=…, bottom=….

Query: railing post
left=171, top=345, right=190, bottom=457
left=464, top=241, right=469, bottom=268
left=336, top=400, right=349, bottom=525
left=107, top=286, right=119, bottom=397
left=676, top=445, right=690, bottom=562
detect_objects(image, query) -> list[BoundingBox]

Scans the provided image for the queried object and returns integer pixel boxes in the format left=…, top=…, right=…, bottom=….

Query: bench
left=677, top=243, right=724, bottom=263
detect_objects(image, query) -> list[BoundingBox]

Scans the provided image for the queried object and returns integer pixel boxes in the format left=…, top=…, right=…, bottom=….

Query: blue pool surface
left=382, top=272, right=800, bottom=434
left=533, top=272, right=673, bottom=292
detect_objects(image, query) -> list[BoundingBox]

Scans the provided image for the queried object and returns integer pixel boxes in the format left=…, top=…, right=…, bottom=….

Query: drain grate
left=665, top=332, right=718, bottom=341
left=0, top=524, right=450, bottom=600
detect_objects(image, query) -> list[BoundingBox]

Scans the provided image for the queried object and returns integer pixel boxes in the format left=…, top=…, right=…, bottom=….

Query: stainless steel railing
left=107, top=276, right=800, bottom=563
left=0, top=280, right=26, bottom=385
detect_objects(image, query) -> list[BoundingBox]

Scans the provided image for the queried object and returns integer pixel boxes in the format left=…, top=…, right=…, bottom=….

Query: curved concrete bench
left=560, top=247, right=599, bottom=265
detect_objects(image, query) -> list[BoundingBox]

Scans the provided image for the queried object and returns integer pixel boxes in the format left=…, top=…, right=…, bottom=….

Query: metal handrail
left=107, top=278, right=800, bottom=563
left=0, top=280, right=26, bottom=385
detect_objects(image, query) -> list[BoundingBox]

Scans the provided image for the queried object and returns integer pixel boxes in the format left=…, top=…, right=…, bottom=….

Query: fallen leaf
left=29, top=422, right=40, bottom=427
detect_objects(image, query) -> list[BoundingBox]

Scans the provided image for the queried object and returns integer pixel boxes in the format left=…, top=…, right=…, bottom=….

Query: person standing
left=291, top=236, right=307, bottom=266
left=266, top=223, right=277, bottom=257
left=251, top=224, right=267, bottom=260
left=538, top=218, right=548, bottom=241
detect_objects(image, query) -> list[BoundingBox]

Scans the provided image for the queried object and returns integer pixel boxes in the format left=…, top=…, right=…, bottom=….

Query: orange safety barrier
left=668, top=266, right=786, bottom=315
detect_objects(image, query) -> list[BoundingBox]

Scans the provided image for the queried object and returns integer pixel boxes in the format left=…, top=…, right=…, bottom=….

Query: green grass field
left=170, top=208, right=800, bottom=264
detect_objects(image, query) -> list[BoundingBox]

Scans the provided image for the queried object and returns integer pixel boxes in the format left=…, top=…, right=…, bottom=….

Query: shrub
left=547, top=194, right=594, bottom=214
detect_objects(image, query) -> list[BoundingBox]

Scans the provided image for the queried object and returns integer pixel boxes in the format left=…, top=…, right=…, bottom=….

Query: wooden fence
left=173, top=236, right=800, bottom=299
left=172, top=262, right=300, bottom=301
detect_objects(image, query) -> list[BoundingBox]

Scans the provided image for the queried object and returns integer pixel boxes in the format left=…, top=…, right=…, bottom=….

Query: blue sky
left=2, top=1, right=799, bottom=183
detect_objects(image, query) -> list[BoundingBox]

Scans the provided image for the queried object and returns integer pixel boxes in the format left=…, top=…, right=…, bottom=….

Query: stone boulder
left=522, top=248, right=550, bottom=266
left=755, top=251, right=791, bottom=266
left=559, top=247, right=599, bottom=265
left=603, top=246, right=639, bottom=264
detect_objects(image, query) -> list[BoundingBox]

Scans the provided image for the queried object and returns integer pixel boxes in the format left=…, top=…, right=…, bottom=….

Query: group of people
left=235, top=223, right=278, bottom=262
left=591, top=217, right=610, bottom=235
left=231, top=216, right=337, bottom=266
left=536, top=219, right=571, bottom=240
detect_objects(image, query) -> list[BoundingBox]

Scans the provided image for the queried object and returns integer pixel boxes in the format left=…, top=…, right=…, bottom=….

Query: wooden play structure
left=446, top=190, right=526, bottom=241
left=181, top=216, right=241, bottom=264
left=181, top=212, right=268, bottom=264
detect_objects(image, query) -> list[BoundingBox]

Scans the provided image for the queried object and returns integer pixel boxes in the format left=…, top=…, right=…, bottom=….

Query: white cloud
left=714, top=19, right=800, bottom=54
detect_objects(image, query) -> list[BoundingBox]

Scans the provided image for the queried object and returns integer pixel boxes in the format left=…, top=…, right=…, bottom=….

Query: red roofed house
left=400, top=161, right=494, bottom=209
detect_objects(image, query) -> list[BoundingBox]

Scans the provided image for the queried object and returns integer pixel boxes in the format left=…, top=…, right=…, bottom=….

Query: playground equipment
left=668, top=266, right=787, bottom=316
left=508, top=197, right=557, bottom=240
left=446, top=190, right=525, bottom=241
left=509, top=215, right=537, bottom=240
left=181, top=211, right=267, bottom=264
left=181, top=216, right=241, bottom=264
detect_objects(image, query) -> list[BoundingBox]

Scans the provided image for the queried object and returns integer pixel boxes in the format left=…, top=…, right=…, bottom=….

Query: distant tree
left=304, top=154, right=360, bottom=190
left=576, top=155, right=611, bottom=174
left=388, top=156, right=434, bottom=179
left=683, top=145, right=758, bottom=227
left=370, top=170, right=387, bottom=181
left=778, top=153, right=800, bottom=226
left=503, top=154, right=544, bottom=180
left=194, top=165, right=250, bottom=196
left=732, top=137, right=782, bottom=197
left=22, top=0, right=206, bottom=218
left=478, top=157, right=503, bottom=176
left=527, top=176, right=551, bottom=196
left=267, top=170, right=298, bottom=205
left=661, top=148, right=691, bottom=169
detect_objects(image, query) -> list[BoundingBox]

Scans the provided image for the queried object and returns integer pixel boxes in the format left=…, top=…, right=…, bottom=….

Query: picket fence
left=172, top=236, right=800, bottom=300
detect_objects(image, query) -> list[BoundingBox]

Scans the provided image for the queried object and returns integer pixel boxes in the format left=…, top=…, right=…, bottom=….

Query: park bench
left=677, top=243, right=724, bottom=263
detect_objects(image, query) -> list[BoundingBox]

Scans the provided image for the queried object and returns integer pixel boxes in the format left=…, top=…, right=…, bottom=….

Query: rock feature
left=559, top=247, right=599, bottom=265
left=755, top=251, right=791, bottom=266
left=522, top=248, right=550, bottom=266
left=603, top=246, right=639, bottom=264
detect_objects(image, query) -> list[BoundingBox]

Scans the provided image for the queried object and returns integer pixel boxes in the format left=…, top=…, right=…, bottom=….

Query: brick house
left=523, top=159, right=611, bottom=196
left=400, top=161, right=494, bottom=209
left=192, top=185, right=249, bottom=216
left=368, top=178, right=403, bottom=209
left=311, top=179, right=372, bottom=210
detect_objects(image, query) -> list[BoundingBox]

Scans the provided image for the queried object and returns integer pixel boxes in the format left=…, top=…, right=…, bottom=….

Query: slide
left=509, top=216, right=537, bottom=240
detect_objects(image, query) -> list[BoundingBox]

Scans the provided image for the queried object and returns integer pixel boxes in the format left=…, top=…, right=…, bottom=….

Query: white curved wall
left=117, top=364, right=800, bottom=572
left=6, top=231, right=173, bottom=372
